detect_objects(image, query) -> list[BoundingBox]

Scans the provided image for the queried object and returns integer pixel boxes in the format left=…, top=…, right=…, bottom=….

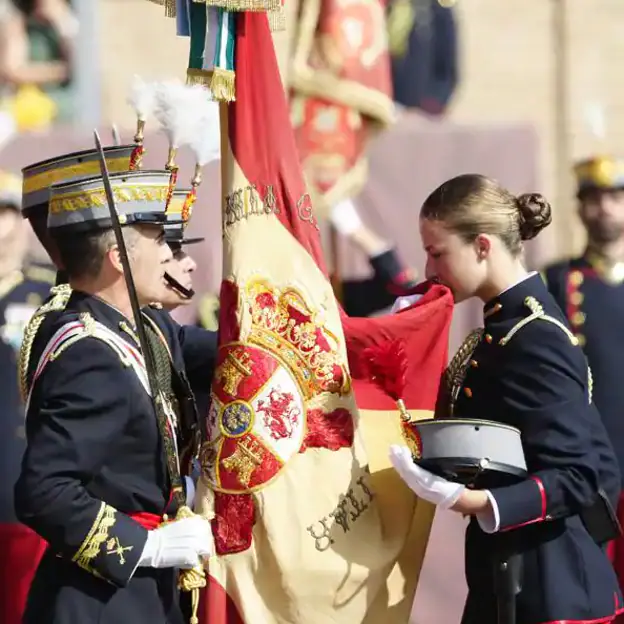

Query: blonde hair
left=420, top=174, right=552, bottom=256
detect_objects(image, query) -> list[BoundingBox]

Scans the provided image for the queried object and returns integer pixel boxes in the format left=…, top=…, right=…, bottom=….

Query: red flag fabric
left=193, top=10, right=454, bottom=623
left=0, top=524, right=47, bottom=623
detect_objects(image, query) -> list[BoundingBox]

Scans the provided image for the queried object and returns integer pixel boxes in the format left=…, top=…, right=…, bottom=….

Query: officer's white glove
left=389, top=444, right=465, bottom=509
left=138, top=515, right=214, bottom=569
left=391, top=294, right=422, bottom=313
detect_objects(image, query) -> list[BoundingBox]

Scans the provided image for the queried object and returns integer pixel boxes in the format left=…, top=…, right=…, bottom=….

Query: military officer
left=0, top=170, right=55, bottom=624
left=20, top=144, right=140, bottom=285
left=158, top=188, right=212, bottom=431
left=15, top=169, right=218, bottom=624
left=4, top=145, right=146, bottom=624
left=160, top=187, right=202, bottom=312
left=391, top=174, right=622, bottom=623
left=17, top=144, right=151, bottom=404
left=542, top=157, right=624, bottom=606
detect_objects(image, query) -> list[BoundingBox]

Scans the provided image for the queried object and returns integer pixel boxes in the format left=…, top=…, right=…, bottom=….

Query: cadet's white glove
left=391, top=294, right=422, bottom=313
left=138, top=516, right=214, bottom=569
left=389, top=445, right=465, bottom=509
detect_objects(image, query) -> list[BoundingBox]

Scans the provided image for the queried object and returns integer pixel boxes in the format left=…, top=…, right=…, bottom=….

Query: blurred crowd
left=0, top=0, right=77, bottom=148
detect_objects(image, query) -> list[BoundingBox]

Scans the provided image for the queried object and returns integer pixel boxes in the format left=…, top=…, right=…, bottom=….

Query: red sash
left=129, top=511, right=164, bottom=531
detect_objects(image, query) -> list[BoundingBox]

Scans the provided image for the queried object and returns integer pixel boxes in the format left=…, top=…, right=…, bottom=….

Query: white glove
left=329, top=198, right=363, bottom=236
left=138, top=515, right=214, bottom=569
left=389, top=445, right=465, bottom=509
left=391, top=294, right=422, bottom=313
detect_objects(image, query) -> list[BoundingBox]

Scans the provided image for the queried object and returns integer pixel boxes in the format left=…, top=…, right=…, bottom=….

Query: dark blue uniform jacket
left=453, top=274, right=622, bottom=624
left=15, top=291, right=217, bottom=624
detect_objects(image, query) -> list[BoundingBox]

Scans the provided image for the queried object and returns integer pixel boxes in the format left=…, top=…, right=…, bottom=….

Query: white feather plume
left=153, top=81, right=211, bottom=150
left=189, top=99, right=221, bottom=166
left=127, top=75, right=158, bottom=123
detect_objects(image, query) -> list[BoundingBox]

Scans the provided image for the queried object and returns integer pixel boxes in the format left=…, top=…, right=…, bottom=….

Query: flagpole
left=552, top=0, right=571, bottom=255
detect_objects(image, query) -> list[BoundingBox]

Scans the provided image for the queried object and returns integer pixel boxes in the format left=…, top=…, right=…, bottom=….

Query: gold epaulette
left=498, top=296, right=578, bottom=347
left=18, top=284, right=72, bottom=401
left=499, top=296, right=593, bottom=404
left=24, top=264, right=57, bottom=285
left=47, top=313, right=136, bottom=368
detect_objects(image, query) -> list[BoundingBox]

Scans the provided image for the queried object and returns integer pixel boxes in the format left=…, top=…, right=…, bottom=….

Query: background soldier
left=0, top=169, right=55, bottom=624
left=159, top=189, right=212, bottom=425
left=16, top=169, right=217, bottom=624
left=542, top=156, right=624, bottom=617
left=160, top=187, right=202, bottom=313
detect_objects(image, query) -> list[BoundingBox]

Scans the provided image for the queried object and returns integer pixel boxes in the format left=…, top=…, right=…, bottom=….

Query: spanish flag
left=193, top=11, right=453, bottom=623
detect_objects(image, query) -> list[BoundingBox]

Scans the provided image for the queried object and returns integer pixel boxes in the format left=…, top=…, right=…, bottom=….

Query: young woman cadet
left=390, top=173, right=623, bottom=624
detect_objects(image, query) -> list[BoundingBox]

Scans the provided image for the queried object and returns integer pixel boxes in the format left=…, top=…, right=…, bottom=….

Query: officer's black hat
left=21, top=145, right=138, bottom=265
left=164, top=187, right=204, bottom=247
left=47, top=170, right=174, bottom=234
left=574, top=155, right=624, bottom=198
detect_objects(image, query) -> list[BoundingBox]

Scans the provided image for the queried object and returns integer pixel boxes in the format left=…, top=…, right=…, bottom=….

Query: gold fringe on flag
left=165, top=0, right=177, bottom=17
left=210, top=68, right=236, bottom=102
left=187, top=68, right=214, bottom=86
left=192, top=0, right=280, bottom=11
left=268, top=4, right=285, bottom=32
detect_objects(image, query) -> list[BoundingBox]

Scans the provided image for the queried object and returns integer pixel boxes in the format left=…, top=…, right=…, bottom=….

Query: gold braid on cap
left=18, top=284, right=72, bottom=401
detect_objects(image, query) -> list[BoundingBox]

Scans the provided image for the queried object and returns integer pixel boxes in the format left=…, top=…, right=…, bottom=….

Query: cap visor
left=181, top=237, right=204, bottom=245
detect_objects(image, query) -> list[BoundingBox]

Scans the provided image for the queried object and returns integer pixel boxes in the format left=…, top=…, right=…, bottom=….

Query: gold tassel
left=210, top=68, right=236, bottom=102
left=165, top=0, right=177, bottom=17
left=186, top=68, right=213, bottom=86
left=396, top=399, right=422, bottom=459
left=192, top=0, right=280, bottom=11
left=174, top=506, right=211, bottom=624
left=268, top=5, right=285, bottom=32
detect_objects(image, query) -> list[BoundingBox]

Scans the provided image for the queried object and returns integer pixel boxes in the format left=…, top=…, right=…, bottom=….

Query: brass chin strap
left=164, top=272, right=195, bottom=300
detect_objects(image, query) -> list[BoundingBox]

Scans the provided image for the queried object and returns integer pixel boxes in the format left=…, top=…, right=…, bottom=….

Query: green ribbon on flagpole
left=210, top=8, right=236, bottom=102
left=187, top=1, right=211, bottom=85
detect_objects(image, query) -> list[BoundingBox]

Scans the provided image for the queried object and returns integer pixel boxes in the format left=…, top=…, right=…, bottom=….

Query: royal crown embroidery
left=201, top=277, right=351, bottom=496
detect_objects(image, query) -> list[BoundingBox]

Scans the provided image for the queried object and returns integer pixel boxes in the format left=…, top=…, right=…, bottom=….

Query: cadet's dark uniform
left=543, top=255, right=624, bottom=475
left=450, top=273, right=622, bottom=624
left=0, top=263, right=55, bottom=624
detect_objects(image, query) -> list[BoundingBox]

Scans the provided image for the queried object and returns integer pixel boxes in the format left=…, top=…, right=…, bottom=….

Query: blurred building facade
left=97, top=0, right=624, bottom=263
